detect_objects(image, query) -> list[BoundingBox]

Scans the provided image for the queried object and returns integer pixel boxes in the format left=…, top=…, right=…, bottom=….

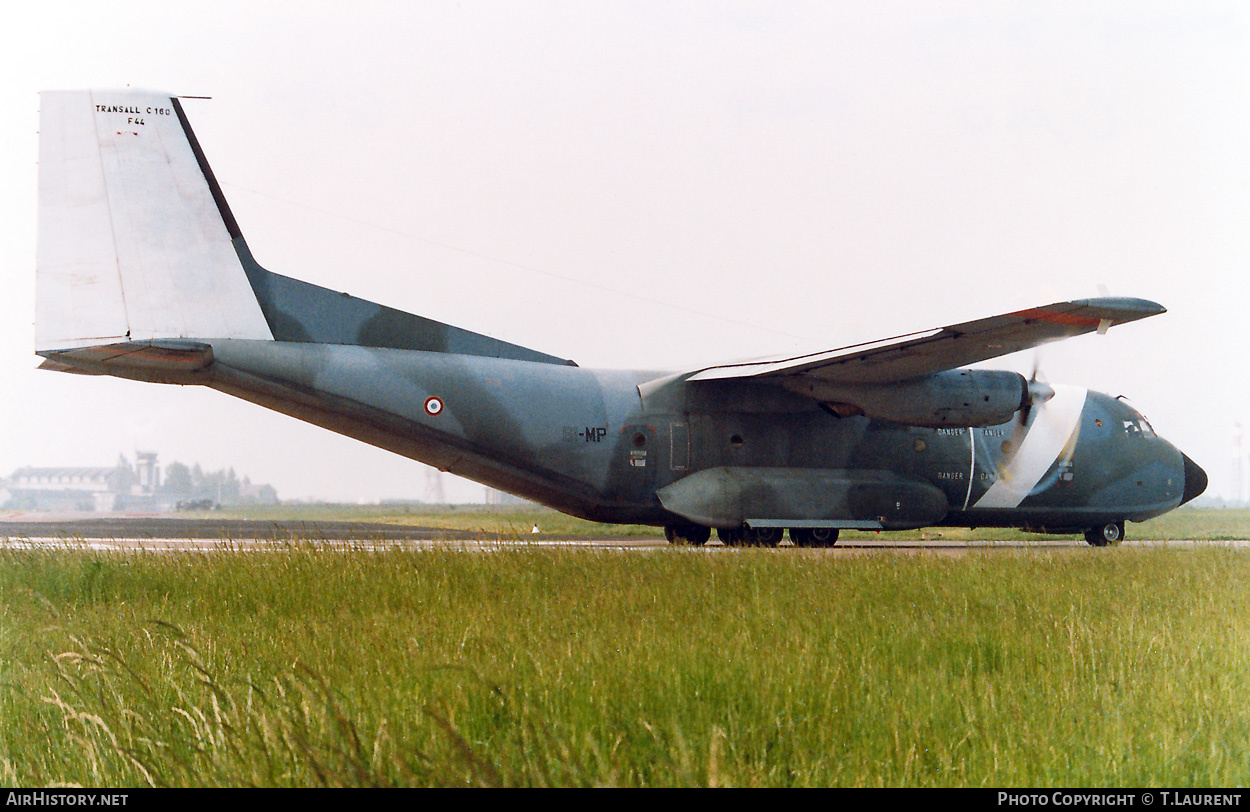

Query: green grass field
left=2, top=507, right=1248, bottom=787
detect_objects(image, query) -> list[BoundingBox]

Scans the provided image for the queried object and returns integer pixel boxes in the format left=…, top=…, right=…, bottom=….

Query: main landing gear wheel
left=790, top=528, right=840, bottom=548
left=716, top=527, right=791, bottom=547
left=1084, top=521, right=1125, bottom=547
left=745, top=527, right=783, bottom=547
left=664, top=524, right=711, bottom=545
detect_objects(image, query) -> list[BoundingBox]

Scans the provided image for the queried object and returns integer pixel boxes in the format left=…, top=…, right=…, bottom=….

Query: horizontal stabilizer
left=37, top=340, right=215, bottom=385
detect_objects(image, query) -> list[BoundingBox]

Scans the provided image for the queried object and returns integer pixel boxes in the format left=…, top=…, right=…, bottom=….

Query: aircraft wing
left=687, top=297, right=1165, bottom=385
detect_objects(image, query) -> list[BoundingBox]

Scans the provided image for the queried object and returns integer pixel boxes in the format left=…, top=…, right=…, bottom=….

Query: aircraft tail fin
left=36, top=90, right=274, bottom=354
left=36, top=89, right=575, bottom=369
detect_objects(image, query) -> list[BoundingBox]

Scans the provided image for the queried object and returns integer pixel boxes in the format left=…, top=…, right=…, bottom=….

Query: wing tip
left=1072, top=296, right=1167, bottom=320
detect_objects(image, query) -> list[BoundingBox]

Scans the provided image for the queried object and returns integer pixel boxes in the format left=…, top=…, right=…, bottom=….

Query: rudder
left=36, top=89, right=273, bottom=354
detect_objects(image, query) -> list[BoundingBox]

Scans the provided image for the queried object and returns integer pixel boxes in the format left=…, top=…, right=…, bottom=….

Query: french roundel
left=424, top=396, right=444, bottom=416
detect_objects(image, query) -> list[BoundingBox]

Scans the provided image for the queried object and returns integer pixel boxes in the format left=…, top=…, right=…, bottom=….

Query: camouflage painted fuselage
left=186, top=341, right=1199, bottom=532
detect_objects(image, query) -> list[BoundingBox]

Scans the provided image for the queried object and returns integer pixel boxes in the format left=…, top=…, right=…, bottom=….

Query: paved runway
left=0, top=517, right=658, bottom=549
left=0, top=517, right=525, bottom=541
left=2, top=516, right=1242, bottom=553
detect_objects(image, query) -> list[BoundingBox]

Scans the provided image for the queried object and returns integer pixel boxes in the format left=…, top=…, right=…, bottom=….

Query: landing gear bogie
left=746, top=526, right=784, bottom=547
left=714, top=526, right=784, bottom=546
left=664, top=523, right=711, bottom=545
left=790, top=527, right=840, bottom=547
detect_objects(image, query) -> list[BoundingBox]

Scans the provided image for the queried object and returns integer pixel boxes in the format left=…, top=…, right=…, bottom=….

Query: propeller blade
left=1006, top=356, right=1054, bottom=461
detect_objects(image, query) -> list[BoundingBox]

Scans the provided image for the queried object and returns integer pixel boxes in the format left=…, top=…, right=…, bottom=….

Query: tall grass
left=1, top=544, right=1248, bottom=786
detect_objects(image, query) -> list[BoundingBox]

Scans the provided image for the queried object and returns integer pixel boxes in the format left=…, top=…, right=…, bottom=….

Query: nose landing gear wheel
left=1084, top=521, right=1125, bottom=547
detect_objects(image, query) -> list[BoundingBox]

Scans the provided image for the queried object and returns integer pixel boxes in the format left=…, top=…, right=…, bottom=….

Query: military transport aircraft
left=34, top=90, right=1206, bottom=546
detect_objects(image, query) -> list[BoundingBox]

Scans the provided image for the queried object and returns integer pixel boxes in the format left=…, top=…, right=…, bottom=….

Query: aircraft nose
left=1180, top=452, right=1208, bottom=506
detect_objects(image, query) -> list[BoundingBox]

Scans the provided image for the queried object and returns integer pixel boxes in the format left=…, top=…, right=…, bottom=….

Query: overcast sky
left=2, top=2, right=1247, bottom=503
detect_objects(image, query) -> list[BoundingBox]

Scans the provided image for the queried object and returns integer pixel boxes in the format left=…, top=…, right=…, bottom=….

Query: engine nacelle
left=784, top=369, right=1029, bottom=428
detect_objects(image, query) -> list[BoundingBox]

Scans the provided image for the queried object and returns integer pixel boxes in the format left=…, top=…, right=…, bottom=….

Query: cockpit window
left=1122, top=417, right=1156, bottom=438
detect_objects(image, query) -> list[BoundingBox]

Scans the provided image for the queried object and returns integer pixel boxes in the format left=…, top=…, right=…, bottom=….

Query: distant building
left=135, top=450, right=160, bottom=494
left=7, top=466, right=114, bottom=511
left=4, top=453, right=170, bottom=512
left=3, top=453, right=278, bottom=512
